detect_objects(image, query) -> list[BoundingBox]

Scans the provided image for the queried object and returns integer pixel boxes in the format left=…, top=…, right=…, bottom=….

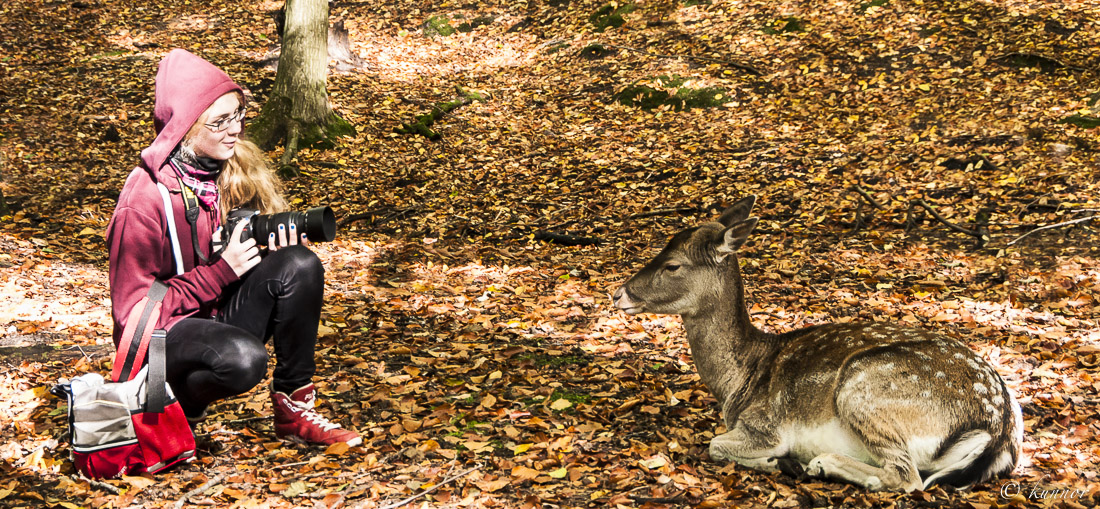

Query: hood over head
left=140, top=49, right=244, bottom=175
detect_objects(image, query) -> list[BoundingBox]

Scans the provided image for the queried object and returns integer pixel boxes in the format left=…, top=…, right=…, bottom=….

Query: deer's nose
left=612, top=286, right=625, bottom=302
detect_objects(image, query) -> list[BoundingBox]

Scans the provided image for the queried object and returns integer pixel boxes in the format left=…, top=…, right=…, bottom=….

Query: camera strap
left=175, top=176, right=210, bottom=265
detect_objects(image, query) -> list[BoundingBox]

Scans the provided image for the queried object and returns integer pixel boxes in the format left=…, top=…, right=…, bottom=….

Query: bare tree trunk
left=249, top=0, right=353, bottom=177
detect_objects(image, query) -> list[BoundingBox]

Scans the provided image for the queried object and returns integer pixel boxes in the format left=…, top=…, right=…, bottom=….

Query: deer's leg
left=826, top=365, right=926, bottom=491
left=709, top=420, right=788, bottom=472
left=806, top=451, right=921, bottom=492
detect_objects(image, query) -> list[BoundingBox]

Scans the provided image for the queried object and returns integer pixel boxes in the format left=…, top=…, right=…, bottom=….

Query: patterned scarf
left=169, top=145, right=222, bottom=209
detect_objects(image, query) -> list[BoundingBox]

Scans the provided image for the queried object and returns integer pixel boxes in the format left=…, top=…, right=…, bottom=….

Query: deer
left=612, top=195, right=1022, bottom=491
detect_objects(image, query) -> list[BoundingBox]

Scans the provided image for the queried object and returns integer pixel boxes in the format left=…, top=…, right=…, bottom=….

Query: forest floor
left=1, top=0, right=1099, bottom=508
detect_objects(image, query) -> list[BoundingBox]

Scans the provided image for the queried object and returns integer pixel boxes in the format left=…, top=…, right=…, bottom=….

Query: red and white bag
left=53, top=281, right=196, bottom=479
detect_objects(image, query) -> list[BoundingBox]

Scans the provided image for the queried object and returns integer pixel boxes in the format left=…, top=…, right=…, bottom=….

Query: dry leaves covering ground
left=1, top=0, right=1099, bottom=508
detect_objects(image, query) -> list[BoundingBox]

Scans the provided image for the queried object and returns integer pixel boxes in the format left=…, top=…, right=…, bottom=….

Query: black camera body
left=225, top=206, right=337, bottom=244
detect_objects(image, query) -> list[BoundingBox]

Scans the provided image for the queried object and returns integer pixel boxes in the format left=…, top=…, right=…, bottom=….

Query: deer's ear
left=717, top=195, right=757, bottom=227
left=715, top=217, right=758, bottom=261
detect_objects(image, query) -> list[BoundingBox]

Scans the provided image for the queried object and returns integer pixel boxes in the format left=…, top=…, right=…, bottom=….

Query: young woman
left=106, top=49, right=360, bottom=447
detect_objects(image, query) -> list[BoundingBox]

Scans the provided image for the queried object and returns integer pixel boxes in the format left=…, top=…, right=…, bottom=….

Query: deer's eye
left=664, top=263, right=681, bottom=273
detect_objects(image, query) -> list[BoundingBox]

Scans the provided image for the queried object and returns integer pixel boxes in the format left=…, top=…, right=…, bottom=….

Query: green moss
left=548, top=390, right=591, bottom=412
left=246, top=95, right=292, bottom=150
left=395, top=87, right=488, bottom=140
left=423, top=15, right=456, bottom=38
left=656, top=74, right=689, bottom=88
left=1059, top=115, right=1100, bottom=129
left=858, top=0, right=889, bottom=13
left=546, top=41, right=570, bottom=54
left=310, top=115, right=356, bottom=148
left=675, top=86, right=728, bottom=109
left=616, top=76, right=730, bottom=111
left=457, top=15, right=494, bottom=33
left=763, top=16, right=806, bottom=34
left=616, top=85, right=670, bottom=109
left=590, top=3, right=635, bottom=32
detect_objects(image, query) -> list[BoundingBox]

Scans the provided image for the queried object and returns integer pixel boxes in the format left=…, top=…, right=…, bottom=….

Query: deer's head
left=613, top=195, right=759, bottom=317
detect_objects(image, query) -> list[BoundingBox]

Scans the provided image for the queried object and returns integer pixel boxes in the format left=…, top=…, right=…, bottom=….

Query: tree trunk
left=249, top=0, right=353, bottom=177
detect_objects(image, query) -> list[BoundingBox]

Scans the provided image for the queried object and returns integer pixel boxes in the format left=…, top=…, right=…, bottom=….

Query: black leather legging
left=164, top=245, right=323, bottom=417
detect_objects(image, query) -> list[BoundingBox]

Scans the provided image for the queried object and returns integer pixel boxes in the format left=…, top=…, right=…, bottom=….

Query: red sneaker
left=272, top=384, right=362, bottom=447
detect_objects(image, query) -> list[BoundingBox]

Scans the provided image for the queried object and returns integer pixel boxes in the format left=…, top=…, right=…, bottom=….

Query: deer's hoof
left=806, top=456, right=829, bottom=477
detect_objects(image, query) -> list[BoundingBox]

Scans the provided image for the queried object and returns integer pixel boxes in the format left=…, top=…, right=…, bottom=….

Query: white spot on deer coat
left=973, top=383, right=988, bottom=395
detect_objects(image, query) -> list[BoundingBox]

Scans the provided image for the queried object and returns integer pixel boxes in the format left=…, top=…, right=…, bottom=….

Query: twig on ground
left=224, top=415, right=269, bottom=424
left=173, top=473, right=227, bottom=509
left=906, top=198, right=985, bottom=239
left=625, top=207, right=700, bottom=220
left=75, top=474, right=120, bottom=495
left=629, top=489, right=688, bottom=504
left=68, top=345, right=94, bottom=361
left=844, top=185, right=884, bottom=236
left=1006, top=215, right=1099, bottom=246
left=851, top=185, right=884, bottom=209
left=534, top=230, right=601, bottom=246
left=361, top=464, right=481, bottom=509
left=340, top=207, right=420, bottom=227
left=274, top=460, right=312, bottom=470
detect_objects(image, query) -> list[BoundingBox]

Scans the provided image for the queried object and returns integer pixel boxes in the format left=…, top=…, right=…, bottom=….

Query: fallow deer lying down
left=612, top=196, right=1022, bottom=491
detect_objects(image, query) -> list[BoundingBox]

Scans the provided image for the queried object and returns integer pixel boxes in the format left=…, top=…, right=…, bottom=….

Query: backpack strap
left=111, top=281, right=172, bottom=413
left=145, top=327, right=170, bottom=414
left=112, top=280, right=168, bottom=381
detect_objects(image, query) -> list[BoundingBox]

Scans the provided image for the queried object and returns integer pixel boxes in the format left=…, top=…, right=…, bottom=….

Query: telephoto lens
left=252, top=206, right=337, bottom=243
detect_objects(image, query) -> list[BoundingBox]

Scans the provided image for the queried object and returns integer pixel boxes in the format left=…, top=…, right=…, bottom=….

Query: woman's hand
left=222, top=220, right=261, bottom=276
left=266, top=222, right=310, bottom=251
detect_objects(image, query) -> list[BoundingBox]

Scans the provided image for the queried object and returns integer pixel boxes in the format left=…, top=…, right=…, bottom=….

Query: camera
left=225, top=206, right=337, bottom=244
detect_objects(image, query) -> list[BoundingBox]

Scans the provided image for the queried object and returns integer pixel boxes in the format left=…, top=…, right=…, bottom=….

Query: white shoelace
left=291, top=400, right=341, bottom=432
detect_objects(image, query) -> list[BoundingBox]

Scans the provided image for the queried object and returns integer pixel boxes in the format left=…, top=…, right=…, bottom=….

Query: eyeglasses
left=204, top=107, right=247, bottom=133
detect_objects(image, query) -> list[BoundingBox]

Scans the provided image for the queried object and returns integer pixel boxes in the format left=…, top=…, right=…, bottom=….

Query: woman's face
left=187, top=93, right=243, bottom=161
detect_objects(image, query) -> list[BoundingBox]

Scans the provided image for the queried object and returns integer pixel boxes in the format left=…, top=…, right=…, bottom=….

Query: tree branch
left=624, top=206, right=700, bottom=220
left=74, top=474, right=120, bottom=495
left=906, top=199, right=989, bottom=247
left=534, top=230, right=601, bottom=246
left=363, top=465, right=481, bottom=509
left=339, top=207, right=420, bottom=227
left=844, top=185, right=884, bottom=236
left=1006, top=215, right=1098, bottom=246
left=173, top=473, right=227, bottom=509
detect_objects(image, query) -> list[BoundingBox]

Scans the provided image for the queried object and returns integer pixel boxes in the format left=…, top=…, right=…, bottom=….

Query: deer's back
left=765, top=322, right=1013, bottom=443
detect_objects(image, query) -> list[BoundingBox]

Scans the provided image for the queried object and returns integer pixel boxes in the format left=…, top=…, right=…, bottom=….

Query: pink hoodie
left=106, top=49, right=244, bottom=346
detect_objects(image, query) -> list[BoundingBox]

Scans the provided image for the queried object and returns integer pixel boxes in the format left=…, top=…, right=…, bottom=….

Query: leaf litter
left=1, top=0, right=1099, bottom=507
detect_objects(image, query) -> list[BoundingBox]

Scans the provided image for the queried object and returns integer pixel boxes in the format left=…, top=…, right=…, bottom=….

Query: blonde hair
left=184, top=93, right=288, bottom=218
left=218, top=139, right=288, bottom=216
